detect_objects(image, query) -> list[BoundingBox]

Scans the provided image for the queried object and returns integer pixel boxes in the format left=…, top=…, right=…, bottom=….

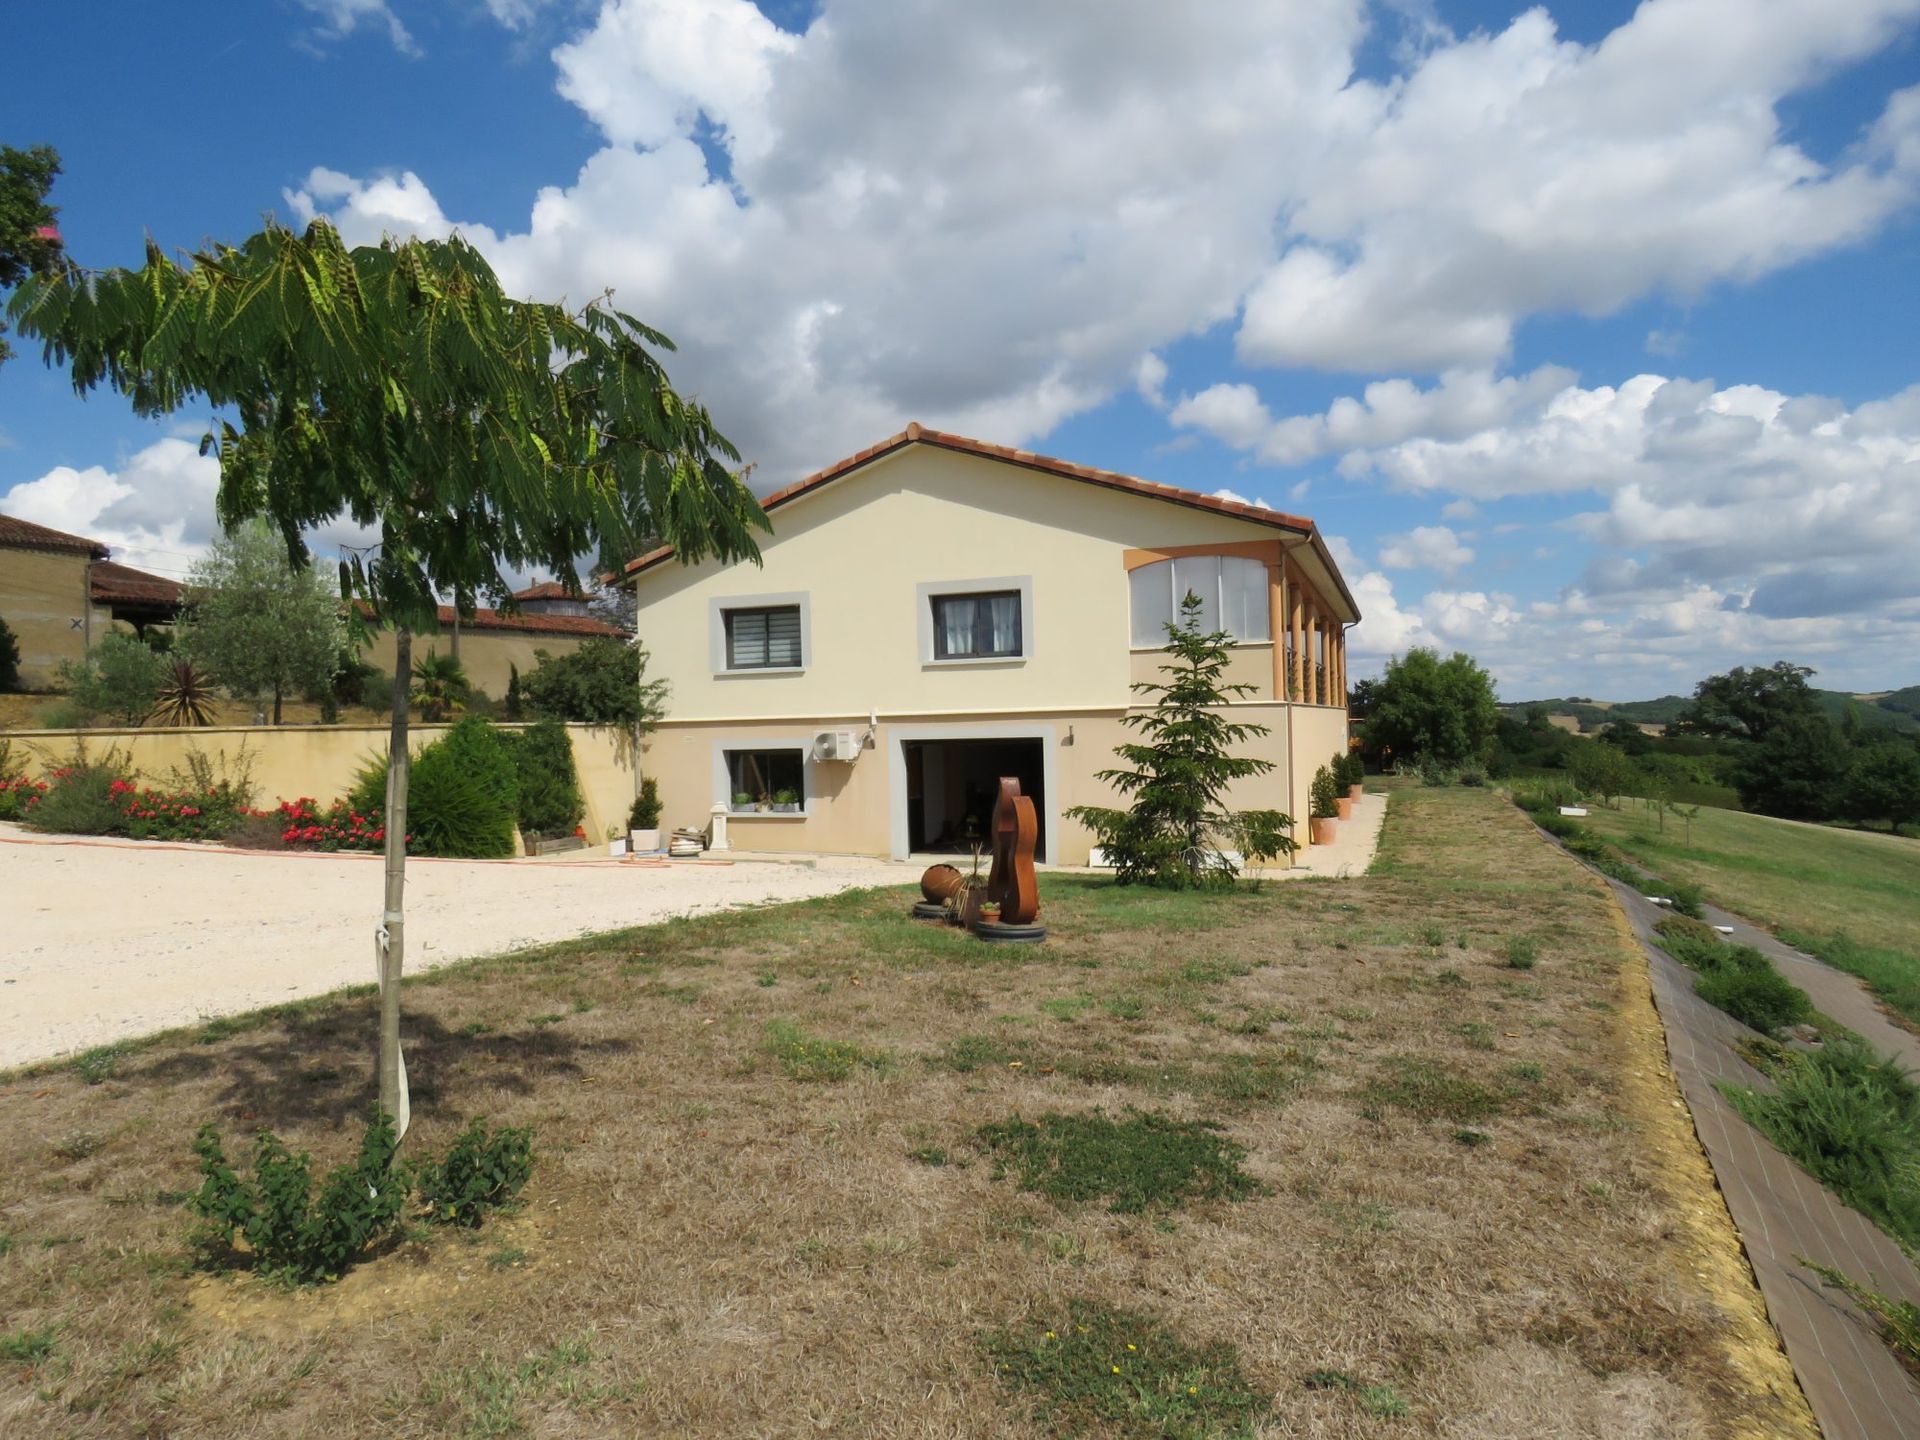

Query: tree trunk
left=377, top=626, right=412, bottom=1146
left=272, top=682, right=282, bottom=727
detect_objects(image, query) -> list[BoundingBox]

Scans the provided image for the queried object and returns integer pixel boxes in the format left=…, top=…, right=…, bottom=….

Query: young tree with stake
left=11, top=221, right=768, bottom=1145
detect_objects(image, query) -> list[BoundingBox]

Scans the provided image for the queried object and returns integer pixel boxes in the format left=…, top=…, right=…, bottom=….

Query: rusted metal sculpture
left=911, top=861, right=964, bottom=921
left=979, top=777, right=1044, bottom=940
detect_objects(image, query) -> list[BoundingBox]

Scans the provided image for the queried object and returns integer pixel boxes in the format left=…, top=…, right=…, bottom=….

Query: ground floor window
left=726, top=748, right=805, bottom=811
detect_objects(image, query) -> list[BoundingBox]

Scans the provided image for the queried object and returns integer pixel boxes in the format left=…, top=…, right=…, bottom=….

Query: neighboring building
left=0, top=513, right=183, bottom=687
left=1, top=510, right=622, bottom=703
left=510, top=579, right=599, bottom=619
left=361, top=603, right=627, bottom=699
left=625, top=424, right=1359, bottom=865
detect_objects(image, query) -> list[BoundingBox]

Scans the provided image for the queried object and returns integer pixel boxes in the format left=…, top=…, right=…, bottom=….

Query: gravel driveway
left=0, top=827, right=906, bottom=1069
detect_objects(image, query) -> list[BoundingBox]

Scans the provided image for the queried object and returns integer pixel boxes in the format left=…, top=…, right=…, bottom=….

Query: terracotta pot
left=1347, top=784, right=1364, bottom=803
left=1310, top=816, right=1338, bottom=845
left=920, top=862, right=964, bottom=903
left=1335, top=797, right=1354, bottom=821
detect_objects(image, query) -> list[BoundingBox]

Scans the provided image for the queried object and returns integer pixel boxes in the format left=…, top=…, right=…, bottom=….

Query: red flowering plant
left=112, top=778, right=251, bottom=843
left=0, top=775, right=50, bottom=823
left=275, top=797, right=404, bottom=853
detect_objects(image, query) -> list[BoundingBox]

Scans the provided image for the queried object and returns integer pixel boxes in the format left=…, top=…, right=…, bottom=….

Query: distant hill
left=1503, top=688, right=1920, bottom=735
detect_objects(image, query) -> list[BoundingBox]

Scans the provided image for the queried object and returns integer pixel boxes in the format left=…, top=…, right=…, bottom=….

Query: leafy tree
left=12, top=219, right=767, bottom=1146
left=0, top=144, right=61, bottom=368
left=409, top=649, right=471, bottom=723
left=0, top=615, right=20, bottom=691
left=57, top=632, right=164, bottom=724
left=1842, top=742, right=1920, bottom=829
left=1673, top=661, right=1817, bottom=744
left=1567, top=739, right=1639, bottom=805
left=1346, top=676, right=1377, bottom=721
left=509, top=718, right=584, bottom=839
left=179, top=517, right=344, bottom=724
left=1067, top=592, right=1296, bottom=888
left=1596, top=717, right=1653, bottom=755
left=1365, top=647, right=1498, bottom=769
left=1733, top=712, right=1851, bottom=820
left=519, top=635, right=667, bottom=728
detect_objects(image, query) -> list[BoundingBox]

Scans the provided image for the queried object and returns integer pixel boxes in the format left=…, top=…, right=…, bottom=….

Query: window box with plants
left=770, top=788, right=801, bottom=814
left=1309, top=764, right=1339, bottom=845
left=628, top=778, right=662, bottom=853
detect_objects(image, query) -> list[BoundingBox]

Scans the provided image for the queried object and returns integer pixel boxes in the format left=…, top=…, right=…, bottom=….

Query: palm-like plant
left=410, top=650, right=471, bottom=724
left=146, top=657, right=217, bottom=727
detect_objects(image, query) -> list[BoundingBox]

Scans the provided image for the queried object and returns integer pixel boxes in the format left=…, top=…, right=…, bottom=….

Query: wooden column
left=1288, top=564, right=1305, bottom=702
left=1268, top=560, right=1288, bottom=702
left=1334, top=627, right=1346, bottom=707
left=1306, top=602, right=1321, bottom=705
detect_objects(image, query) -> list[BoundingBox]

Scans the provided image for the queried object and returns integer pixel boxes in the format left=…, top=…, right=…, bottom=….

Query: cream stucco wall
left=633, top=446, right=1307, bottom=722
left=1, top=548, right=96, bottom=688
left=8, top=722, right=637, bottom=847
left=637, top=705, right=1301, bottom=867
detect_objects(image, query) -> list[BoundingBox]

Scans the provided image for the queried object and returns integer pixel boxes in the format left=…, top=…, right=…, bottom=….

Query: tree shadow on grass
left=123, top=998, right=632, bottom=1133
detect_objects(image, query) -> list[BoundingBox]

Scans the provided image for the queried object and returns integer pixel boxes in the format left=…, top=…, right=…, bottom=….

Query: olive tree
left=11, top=220, right=769, bottom=1143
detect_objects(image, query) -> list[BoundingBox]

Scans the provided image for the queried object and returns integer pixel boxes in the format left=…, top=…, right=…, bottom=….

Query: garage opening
left=903, top=737, right=1046, bottom=857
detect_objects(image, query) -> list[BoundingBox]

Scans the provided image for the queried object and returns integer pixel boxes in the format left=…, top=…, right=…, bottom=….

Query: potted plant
left=1310, top=765, right=1339, bottom=845
left=628, top=778, right=662, bottom=853
left=606, top=823, right=627, bottom=858
left=1343, top=750, right=1365, bottom=803
left=1331, top=753, right=1354, bottom=820
left=732, top=791, right=755, bottom=813
left=771, top=787, right=800, bottom=813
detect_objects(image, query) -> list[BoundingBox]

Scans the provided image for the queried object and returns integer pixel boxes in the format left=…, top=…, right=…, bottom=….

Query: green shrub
left=190, top=1112, right=409, bottom=1284
left=1726, top=1043, right=1920, bottom=1249
left=352, top=716, right=519, bottom=858
left=1310, top=765, right=1338, bottom=819
left=56, top=632, right=166, bottom=724
left=29, top=751, right=134, bottom=835
left=507, top=719, right=583, bottom=839
left=416, top=1120, right=535, bottom=1227
left=0, top=615, right=19, bottom=692
left=1804, top=1262, right=1920, bottom=1373
left=982, top=1298, right=1268, bottom=1440
left=974, top=1110, right=1259, bottom=1214
left=1504, top=935, right=1539, bottom=970
left=629, top=777, right=662, bottom=830
left=1694, top=959, right=1814, bottom=1035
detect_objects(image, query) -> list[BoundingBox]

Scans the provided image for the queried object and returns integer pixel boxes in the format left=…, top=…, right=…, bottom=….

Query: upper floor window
left=1129, top=555, right=1271, bottom=646
left=724, top=604, right=803, bottom=669
left=932, top=590, right=1022, bottom=659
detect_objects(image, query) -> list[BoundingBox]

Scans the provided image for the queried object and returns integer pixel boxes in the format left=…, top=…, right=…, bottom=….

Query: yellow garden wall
left=6, top=722, right=638, bottom=847
left=360, top=628, right=601, bottom=702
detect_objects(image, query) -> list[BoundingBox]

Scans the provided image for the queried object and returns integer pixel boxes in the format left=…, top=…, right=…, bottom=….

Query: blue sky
left=4, top=0, right=1918, bottom=699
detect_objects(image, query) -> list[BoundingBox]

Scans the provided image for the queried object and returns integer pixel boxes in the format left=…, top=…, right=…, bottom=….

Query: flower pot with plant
left=628, top=778, right=663, bottom=853
left=771, top=787, right=800, bottom=813
left=1342, top=749, right=1365, bottom=803
left=1331, top=752, right=1354, bottom=819
left=732, top=791, right=755, bottom=813
left=1309, top=764, right=1339, bottom=845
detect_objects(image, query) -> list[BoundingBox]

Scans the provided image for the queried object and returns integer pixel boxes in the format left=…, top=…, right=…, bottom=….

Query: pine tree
left=1068, top=592, right=1296, bottom=888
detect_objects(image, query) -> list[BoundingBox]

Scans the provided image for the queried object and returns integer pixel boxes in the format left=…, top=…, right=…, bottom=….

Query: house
left=1, top=510, right=623, bottom=703
left=624, top=424, right=1358, bottom=866
left=0, top=513, right=184, bottom=687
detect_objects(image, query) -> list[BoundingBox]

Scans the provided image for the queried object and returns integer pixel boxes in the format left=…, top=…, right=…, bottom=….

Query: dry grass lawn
left=0, top=788, right=1808, bottom=1437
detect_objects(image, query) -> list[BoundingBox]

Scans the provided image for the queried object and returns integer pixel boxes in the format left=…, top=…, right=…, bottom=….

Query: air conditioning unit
left=814, top=729, right=861, bottom=762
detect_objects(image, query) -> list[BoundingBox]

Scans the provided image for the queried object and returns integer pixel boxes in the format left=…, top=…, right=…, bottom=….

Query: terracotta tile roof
left=622, top=422, right=1359, bottom=618
left=0, top=511, right=109, bottom=558
left=511, top=579, right=576, bottom=602
left=89, top=561, right=183, bottom=609
left=434, top=604, right=623, bottom=638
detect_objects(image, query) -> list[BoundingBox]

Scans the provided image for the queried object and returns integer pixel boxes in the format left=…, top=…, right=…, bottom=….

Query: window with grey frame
left=724, top=604, right=802, bottom=669
left=931, top=589, right=1023, bottom=659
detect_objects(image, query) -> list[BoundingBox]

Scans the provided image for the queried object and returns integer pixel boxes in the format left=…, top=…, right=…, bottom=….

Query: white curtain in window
left=1220, top=557, right=1271, bottom=642
left=986, top=593, right=1020, bottom=652
left=1171, top=555, right=1222, bottom=634
left=1130, top=563, right=1170, bottom=645
left=940, top=595, right=978, bottom=656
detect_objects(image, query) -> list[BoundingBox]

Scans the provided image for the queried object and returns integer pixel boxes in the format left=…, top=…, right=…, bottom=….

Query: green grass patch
left=416, top=1334, right=639, bottom=1438
left=0, top=1327, right=58, bottom=1364
left=1504, top=936, right=1539, bottom=970
left=975, top=1110, right=1260, bottom=1213
left=1650, top=919, right=1815, bottom=1036
left=982, top=1298, right=1268, bottom=1439
left=764, top=1020, right=890, bottom=1081
left=1363, top=1058, right=1505, bottom=1124
left=1725, top=1042, right=1920, bottom=1249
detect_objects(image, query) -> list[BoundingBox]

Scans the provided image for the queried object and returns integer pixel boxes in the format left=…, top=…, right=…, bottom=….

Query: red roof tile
left=511, top=579, right=576, bottom=602
left=623, top=423, right=1359, bottom=618
left=0, top=511, right=109, bottom=558
left=434, top=604, right=623, bottom=638
left=89, top=561, right=183, bottom=609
